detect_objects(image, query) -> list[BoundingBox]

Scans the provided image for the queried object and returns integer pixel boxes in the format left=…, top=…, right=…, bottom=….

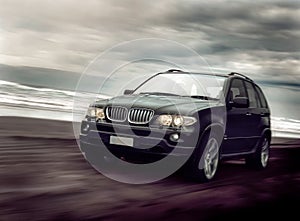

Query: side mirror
left=231, top=97, right=249, bottom=108
left=123, top=89, right=134, bottom=95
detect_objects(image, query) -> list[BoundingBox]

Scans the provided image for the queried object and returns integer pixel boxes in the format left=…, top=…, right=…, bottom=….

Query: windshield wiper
left=139, top=92, right=180, bottom=96
left=183, top=95, right=219, bottom=101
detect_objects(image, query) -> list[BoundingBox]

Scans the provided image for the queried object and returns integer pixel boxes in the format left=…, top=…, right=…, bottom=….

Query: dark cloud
left=0, top=0, right=299, bottom=83
left=259, top=80, right=300, bottom=90
left=162, top=1, right=300, bottom=50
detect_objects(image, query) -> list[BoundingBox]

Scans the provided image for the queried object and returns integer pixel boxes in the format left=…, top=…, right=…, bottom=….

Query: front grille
left=106, top=106, right=128, bottom=122
left=128, top=108, right=154, bottom=124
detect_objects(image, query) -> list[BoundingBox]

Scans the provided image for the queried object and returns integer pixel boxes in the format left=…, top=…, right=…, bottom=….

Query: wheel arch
left=252, top=127, right=272, bottom=153
left=199, top=123, right=225, bottom=147
left=262, top=128, right=272, bottom=143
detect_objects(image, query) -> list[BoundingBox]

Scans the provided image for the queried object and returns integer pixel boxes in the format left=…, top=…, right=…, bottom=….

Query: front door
left=222, top=78, right=256, bottom=154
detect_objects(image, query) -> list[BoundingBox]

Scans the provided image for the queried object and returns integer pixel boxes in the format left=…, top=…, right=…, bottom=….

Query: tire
left=246, top=135, right=270, bottom=169
left=186, top=132, right=221, bottom=182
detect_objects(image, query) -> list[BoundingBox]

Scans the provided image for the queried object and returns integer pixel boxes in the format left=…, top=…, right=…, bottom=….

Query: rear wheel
left=187, top=132, right=221, bottom=182
left=246, top=136, right=270, bottom=169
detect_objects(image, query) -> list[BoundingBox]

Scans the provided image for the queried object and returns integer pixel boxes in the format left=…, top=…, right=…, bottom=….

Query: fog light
left=83, top=124, right=90, bottom=132
left=170, top=133, right=179, bottom=142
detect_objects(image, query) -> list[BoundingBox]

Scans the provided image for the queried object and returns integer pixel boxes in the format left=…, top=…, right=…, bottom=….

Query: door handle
left=260, top=113, right=265, bottom=116
left=246, top=112, right=252, bottom=116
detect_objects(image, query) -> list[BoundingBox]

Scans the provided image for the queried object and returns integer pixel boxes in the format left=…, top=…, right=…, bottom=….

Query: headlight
left=173, top=115, right=184, bottom=127
left=86, top=107, right=96, bottom=117
left=181, top=116, right=197, bottom=126
left=96, top=108, right=105, bottom=120
left=157, top=115, right=173, bottom=126
left=157, top=114, right=197, bottom=127
left=86, top=107, right=105, bottom=120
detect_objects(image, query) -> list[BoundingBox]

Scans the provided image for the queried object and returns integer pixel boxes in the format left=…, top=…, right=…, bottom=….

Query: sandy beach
left=0, top=116, right=299, bottom=220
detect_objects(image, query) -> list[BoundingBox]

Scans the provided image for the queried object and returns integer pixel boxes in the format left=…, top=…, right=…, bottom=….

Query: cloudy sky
left=0, top=0, right=299, bottom=76
left=0, top=0, right=299, bottom=121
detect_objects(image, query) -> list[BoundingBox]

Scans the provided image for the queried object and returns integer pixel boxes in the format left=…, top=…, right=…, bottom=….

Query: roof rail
left=229, top=72, right=253, bottom=82
left=167, top=69, right=183, bottom=72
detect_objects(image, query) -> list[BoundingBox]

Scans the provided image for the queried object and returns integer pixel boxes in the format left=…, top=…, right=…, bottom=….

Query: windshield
left=133, top=73, right=226, bottom=100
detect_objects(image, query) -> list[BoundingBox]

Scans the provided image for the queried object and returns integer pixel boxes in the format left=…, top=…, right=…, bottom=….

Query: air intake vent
left=128, top=108, right=154, bottom=124
left=106, top=106, right=128, bottom=122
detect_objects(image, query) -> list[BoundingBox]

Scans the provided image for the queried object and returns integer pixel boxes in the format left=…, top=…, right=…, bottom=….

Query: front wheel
left=187, top=133, right=221, bottom=182
left=246, top=136, right=270, bottom=169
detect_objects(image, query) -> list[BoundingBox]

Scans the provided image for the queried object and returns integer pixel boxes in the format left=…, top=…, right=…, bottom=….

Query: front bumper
left=79, top=120, right=197, bottom=162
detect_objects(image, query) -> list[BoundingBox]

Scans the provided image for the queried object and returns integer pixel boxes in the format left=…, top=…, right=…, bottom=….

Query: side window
left=255, top=85, right=268, bottom=108
left=228, top=79, right=246, bottom=102
left=245, top=81, right=258, bottom=108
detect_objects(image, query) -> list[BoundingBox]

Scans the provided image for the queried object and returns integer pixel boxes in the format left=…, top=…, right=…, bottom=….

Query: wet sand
left=0, top=116, right=299, bottom=220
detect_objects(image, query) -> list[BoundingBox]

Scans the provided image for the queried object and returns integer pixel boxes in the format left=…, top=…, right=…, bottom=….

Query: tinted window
left=255, top=85, right=268, bottom=108
left=228, top=79, right=246, bottom=102
left=245, top=81, right=258, bottom=108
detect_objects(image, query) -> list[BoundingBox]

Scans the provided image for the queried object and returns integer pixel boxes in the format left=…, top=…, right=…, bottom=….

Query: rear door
left=243, top=81, right=261, bottom=151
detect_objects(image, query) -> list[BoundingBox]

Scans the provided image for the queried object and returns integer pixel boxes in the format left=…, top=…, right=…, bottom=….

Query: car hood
left=94, top=94, right=223, bottom=115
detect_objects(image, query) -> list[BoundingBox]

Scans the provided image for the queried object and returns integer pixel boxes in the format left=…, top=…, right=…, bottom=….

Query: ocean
left=0, top=79, right=299, bottom=138
left=0, top=79, right=109, bottom=122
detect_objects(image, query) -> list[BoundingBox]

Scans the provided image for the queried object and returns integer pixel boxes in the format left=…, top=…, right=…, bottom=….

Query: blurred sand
left=0, top=116, right=299, bottom=221
left=0, top=116, right=76, bottom=139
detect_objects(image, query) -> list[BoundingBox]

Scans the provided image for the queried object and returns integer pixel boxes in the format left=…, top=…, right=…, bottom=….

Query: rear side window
left=228, top=79, right=246, bottom=101
left=245, top=81, right=258, bottom=108
left=255, top=85, right=268, bottom=108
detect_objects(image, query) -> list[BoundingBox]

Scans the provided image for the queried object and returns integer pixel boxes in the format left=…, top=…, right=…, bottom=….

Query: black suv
left=80, top=70, right=271, bottom=182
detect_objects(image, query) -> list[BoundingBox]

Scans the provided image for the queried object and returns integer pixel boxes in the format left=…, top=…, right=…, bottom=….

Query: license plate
left=109, top=136, right=134, bottom=147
